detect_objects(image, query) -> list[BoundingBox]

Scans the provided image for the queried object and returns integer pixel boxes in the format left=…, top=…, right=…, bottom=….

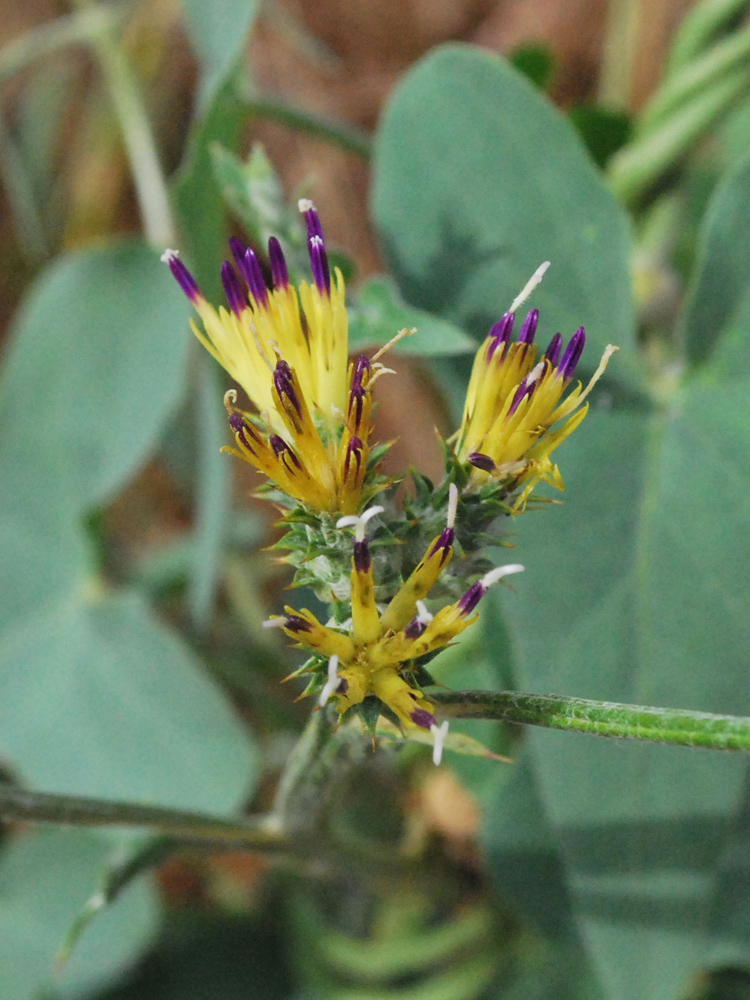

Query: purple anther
left=468, top=452, right=496, bottom=474
left=544, top=332, right=563, bottom=367
left=271, top=434, right=302, bottom=469
left=404, top=616, right=427, bottom=640
left=487, top=312, right=515, bottom=361
left=221, top=261, right=246, bottom=316
left=518, top=309, right=539, bottom=345
left=301, top=202, right=324, bottom=240
left=228, top=412, right=257, bottom=455
left=348, top=385, right=366, bottom=429
left=268, top=236, right=289, bottom=289
left=508, top=372, right=538, bottom=416
left=410, top=708, right=436, bottom=730
left=428, top=527, right=454, bottom=562
left=229, top=236, right=247, bottom=265
left=353, top=539, right=371, bottom=574
left=164, top=252, right=200, bottom=303
left=353, top=355, right=371, bottom=389
left=336, top=677, right=349, bottom=695
left=344, top=436, right=363, bottom=476
left=284, top=614, right=312, bottom=633
left=238, top=248, right=269, bottom=307
left=308, top=235, right=331, bottom=295
left=558, top=327, right=586, bottom=380
left=274, top=361, right=302, bottom=417
left=457, top=580, right=485, bottom=616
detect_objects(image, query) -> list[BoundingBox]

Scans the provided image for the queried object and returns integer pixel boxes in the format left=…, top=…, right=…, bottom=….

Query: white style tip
left=298, top=198, right=315, bottom=213
left=510, top=261, right=550, bottom=313
left=415, top=600, right=434, bottom=625
left=318, top=654, right=340, bottom=707
left=430, top=721, right=450, bottom=766
left=262, top=616, right=286, bottom=629
left=160, top=248, right=179, bottom=263
left=446, top=482, right=459, bottom=529
left=481, top=564, right=525, bottom=588
left=336, top=505, right=385, bottom=541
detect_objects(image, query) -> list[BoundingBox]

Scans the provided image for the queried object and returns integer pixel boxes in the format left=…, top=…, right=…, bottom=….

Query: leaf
left=0, top=588, right=258, bottom=813
left=0, top=240, right=192, bottom=512
left=210, top=141, right=291, bottom=250
left=681, top=150, right=750, bottom=369
left=172, top=71, right=249, bottom=627
left=494, top=373, right=750, bottom=1000
left=568, top=105, right=633, bottom=169
left=509, top=44, right=554, bottom=90
left=180, top=0, right=259, bottom=110
left=372, top=44, right=640, bottom=386
left=348, top=275, right=475, bottom=355
left=0, top=827, right=158, bottom=1000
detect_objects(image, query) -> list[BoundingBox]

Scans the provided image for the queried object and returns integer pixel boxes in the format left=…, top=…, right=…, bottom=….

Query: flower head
left=455, top=268, right=616, bottom=506
left=163, top=202, right=384, bottom=515
left=266, top=487, right=524, bottom=762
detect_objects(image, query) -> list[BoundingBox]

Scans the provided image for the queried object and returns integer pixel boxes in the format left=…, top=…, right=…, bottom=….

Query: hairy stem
left=433, top=689, right=750, bottom=750
left=71, top=0, right=175, bottom=248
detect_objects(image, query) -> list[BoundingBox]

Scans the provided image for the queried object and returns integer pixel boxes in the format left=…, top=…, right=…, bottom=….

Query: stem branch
left=433, top=689, right=750, bottom=751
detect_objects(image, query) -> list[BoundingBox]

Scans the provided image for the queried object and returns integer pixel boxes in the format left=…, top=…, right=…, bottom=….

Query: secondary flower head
left=163, top=202, right=384, bottom=515
left=264, top=486, right=524, bottom=764
left=455, top=265, right=616, bottom=506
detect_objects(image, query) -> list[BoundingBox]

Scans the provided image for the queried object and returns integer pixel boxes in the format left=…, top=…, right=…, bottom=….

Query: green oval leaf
left=494, top=379, right=750, bottom=1000
left=372, top=44, right=640, bottom=386
left=348, top=275, right=474, bottom=354
left=0, top=240, right=191, bottom=512
left=681, top=150, right=750, bottom=370
left=0, top=589, right=258, bottom=813
left=0, top=828, right=158, bottom=1000
left=181, top=0, right=258, bottom=108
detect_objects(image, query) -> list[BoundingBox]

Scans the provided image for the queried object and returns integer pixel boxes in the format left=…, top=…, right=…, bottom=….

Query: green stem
left=0, top=5, right=119, bottom=87
left=640, top=22, right=750, bottom=130
left=244, top=92, right=372, bottom=159
left=432, top=690, right=750, bottom=750
left=598, top=0, right=642, bottom=108
left=666, top=0, right=750, bottom=77
left=608, top=66, right=749, bottom=204
left=0, top=104, right=48, bottom=261
left=0, top=786, right=287, bottom=851
left=71, top=0, right=175, bottom=248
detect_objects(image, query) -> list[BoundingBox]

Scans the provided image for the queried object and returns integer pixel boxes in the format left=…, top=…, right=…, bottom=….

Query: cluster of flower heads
left=163, top=200, right=388, bottom=515
left=264, top=489, right=523, bottom=765
left=164, top=202, right=615, bottom=764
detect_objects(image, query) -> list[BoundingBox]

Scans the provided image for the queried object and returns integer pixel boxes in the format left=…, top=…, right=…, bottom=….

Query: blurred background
left=3, top=1, right=750, bottom=999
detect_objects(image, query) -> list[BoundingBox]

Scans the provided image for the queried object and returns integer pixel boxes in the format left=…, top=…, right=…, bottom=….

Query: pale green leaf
left=0, top=588, right=258, bottom=813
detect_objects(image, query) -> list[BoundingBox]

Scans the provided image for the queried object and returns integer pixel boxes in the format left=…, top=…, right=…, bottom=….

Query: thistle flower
left=455, top=285, right=616, bottom=506
left=162, top=201, right=385, bottom=515
left=264, top=488, right=524, bottom=763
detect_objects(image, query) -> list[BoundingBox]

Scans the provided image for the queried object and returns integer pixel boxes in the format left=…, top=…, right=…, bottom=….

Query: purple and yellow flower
left=456, top=305, right=616, bottom=506
left=163, top=201, right=383, bottom=515
left=264, top=487, right=524, bottom=762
